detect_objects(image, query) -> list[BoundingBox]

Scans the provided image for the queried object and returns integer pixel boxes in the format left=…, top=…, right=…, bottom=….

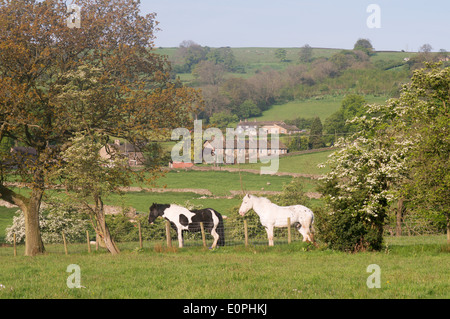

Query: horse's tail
left=309, top=210, right=318, bottom=247
left=310, top=211, right=315, bottom=232
left=216, top=212, right=226, bottom=246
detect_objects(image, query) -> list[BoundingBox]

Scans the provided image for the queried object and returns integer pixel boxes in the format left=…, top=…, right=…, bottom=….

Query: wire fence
left=2, top=212, right=445, bottom=256
left=0, top=218, right=307, bottom=256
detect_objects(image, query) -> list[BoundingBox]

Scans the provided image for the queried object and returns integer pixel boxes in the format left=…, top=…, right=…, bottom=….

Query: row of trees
left=0, top=0, right=202, bottom=256
left=273, top=44, right=315, bottom=63
left=173, top=40, right=244, bottom=74
left=318, top=64, right=449, bottom=250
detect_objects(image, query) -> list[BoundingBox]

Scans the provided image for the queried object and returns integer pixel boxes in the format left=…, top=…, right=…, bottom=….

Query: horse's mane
left=151, top=203, right=171, bottom=213
left=251, top=195, right=273, bottom=205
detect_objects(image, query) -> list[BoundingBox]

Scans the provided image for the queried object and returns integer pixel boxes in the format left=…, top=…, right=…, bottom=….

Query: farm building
left=203, top=137, right=288, bottom=164
left=99, top=139, right=145, bottom=167
left=236, top=120, right=301, bottom=135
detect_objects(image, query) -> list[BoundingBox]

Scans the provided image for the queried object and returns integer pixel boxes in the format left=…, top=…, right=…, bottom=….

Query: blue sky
left=140, top=0, right=449, bottom=51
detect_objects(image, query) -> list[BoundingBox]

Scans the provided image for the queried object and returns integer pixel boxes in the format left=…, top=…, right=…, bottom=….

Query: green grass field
left=0, top=235, right=448, bottom=299
left=148, top=170, right=294, bottom=196
left=251, top=95, right=389, bottom=122
left=238, top=149, right=333, bottom=175
left=0, top=206, right=17, bottom=243
left=1, top=167, right=448, bottom=299
left=0, top=149, right=332, bottom=242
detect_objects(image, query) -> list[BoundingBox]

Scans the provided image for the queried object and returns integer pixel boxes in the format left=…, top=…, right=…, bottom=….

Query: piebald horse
left=148, top=203, right=225, bottom=248
left=239, top=194, right=316, bottom=246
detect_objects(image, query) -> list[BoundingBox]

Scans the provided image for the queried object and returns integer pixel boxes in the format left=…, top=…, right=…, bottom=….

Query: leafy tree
left=58, top=132, right=129, bottom=254
left=340, top=94, right=366, bottom=119
left=287, top=134, right=308, bottom=152
left=398, top=64, right=450, bottom=243
left=324, top=94, right=366, bottom=144
left=354, top=38, right=374, bottom=56
left=319, top=63, right=450, bottom=250
left=247, top=70, right=283, bottom=109
left=209, top=111, right=239, bottom=130
left=232, top=99, right=261, bottom=119
left=192, top=60, right=225, bottom=85
left=330, top=49, right=369, bottom=71
left=197, top=85, right=230, bottom=119
left=143, top=142, right=171, bottom=169
left=275, top=48, right=288, bottom=62
left=406, top=45, right=439, bottom=70
left=309, top=117, right=324, bottom=149
left=419, top=43, right=433, bottom=53
left=323, top=111, right=345, bottom=145
left=0, top=0, right=201, bottom=255
left=285, top=117, right=313, bottom=130
left=299, top=44, right=313, bottom=63
left=318, top=112, right=411, bottom=251
left=207, top=47, right=243, bottom=72
left=221, top=77, right=252, bottom=107
left=176, top=40, right=209, bottom=72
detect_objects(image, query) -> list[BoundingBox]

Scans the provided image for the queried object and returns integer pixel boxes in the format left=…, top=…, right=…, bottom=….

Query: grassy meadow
left=238, top=149, right=333, bottom=175
left=252, top=95, right=389, bottom=122
left=0, top=236, right=448, bottom=299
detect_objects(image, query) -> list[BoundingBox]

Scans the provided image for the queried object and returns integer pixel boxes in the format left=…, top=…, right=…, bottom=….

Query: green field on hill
left=251, top=95, right=388, bottom=122
left=155, top=46, right=413, bottom=129
left=238, top=149, right=333, bottom=175
left=156, top=47, right=414, bottom=73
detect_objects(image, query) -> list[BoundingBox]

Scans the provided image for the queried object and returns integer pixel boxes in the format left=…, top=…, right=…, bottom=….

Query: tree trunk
left=446, top=213, right=450, bottom=246
left=396, top=198, right=404, bottom=237
left=0, top=184, right=45, bottom=256
left=23, top=188, right=45, bottom=256
left=92, top=195, right=120, bottom=255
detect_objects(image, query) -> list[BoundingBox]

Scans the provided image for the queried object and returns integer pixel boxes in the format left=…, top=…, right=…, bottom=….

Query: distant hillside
left=156, top=47, right=416, bottom=74
left=250, top=95, right=388, bottom=122
left=154, top=45, right=446, bottom=130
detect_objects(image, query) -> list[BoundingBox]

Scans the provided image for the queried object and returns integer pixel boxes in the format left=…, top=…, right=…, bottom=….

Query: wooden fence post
left=86, top=230, right=91, bottom=253
left=244, top=220, right=249, bottom=247
left=200, top=222, right=207, bottom=248
left=165, top=220, right=172, bottom=248
left=287, top=217, right=291, bottom=244
left=13, top=233, right=17, bottom=257
left=138, top=221, right=143, bottom=249
left=62, top=232, right=68, bottom=255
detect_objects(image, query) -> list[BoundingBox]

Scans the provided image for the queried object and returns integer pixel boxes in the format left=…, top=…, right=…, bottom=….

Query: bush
left=315, top=208, right=384, bottom=252
left=5, top=204, right=90, bottom=244
left=106, top=214, right=168, bottom=242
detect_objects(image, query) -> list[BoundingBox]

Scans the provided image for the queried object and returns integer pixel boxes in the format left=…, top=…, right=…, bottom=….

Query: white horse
left=238, top=194, right=316, bottom=246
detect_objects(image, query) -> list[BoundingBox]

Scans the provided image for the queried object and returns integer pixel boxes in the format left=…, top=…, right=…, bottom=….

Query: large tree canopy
left=319, top=63, right=449, bottom=250
left=0, top=0, right=202, bottom=255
